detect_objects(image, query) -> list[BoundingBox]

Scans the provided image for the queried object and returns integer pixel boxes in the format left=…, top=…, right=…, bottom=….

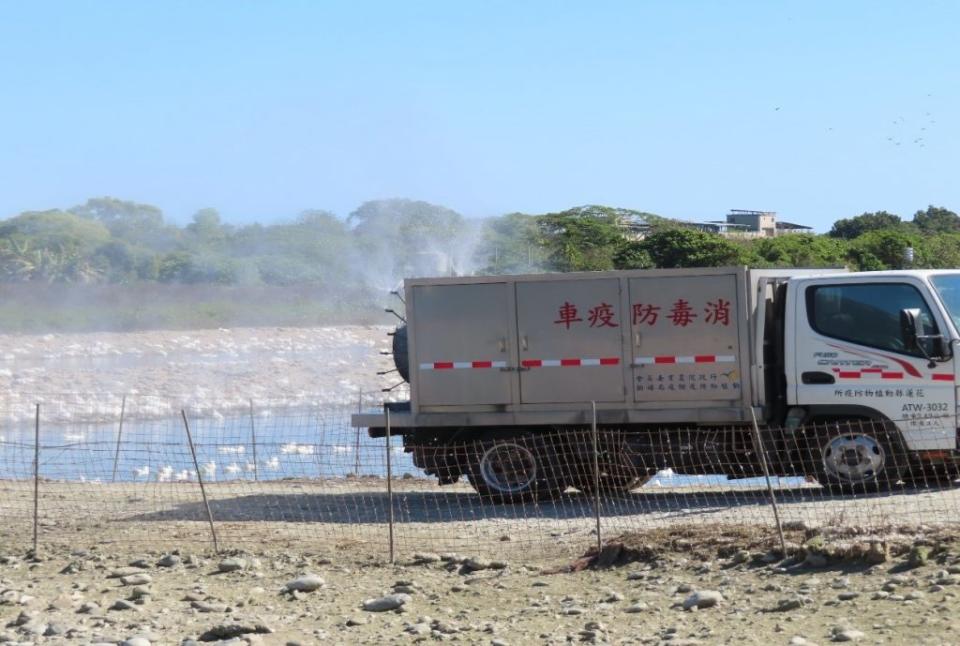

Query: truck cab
left=781, top=271, right=959, bottom=488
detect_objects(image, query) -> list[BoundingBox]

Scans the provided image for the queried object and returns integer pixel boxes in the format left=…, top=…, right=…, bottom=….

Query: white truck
left=352, top=267, right=960, bottom=500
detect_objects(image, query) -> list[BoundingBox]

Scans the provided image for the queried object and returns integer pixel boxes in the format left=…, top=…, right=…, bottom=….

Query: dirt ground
left=2, top=519, right=960, bottom=645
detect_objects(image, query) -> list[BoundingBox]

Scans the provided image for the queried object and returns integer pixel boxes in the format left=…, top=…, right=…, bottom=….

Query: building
left=703, top=210, right=813, bottom=238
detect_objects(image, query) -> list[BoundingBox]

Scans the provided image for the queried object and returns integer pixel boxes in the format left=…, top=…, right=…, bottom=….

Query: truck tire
left=466, top=433, right=566, bottom=503
left=806, top=420, right=906, bottom=494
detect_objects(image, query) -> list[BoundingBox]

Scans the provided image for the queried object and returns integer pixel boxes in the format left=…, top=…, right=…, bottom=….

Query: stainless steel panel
left=629, top=275, right=742, bottom=401
left=412, top=283, right=514, bottom=406
left=516, top=278, right=625, bottom=403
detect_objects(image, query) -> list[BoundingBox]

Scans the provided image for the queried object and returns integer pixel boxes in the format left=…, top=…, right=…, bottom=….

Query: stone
left=121, top=638, right=152, bottom=646
left=110, top=599, right=138, bottom=611
left=909, top=545, right=930, bottom=568
left=624, top=602, right=648, bottom=613
left=218, top=558, right=247, bottom=573
left=283, top=575, right=324, bottom=593
left=157, top=555, right=181, bottom=568
left=78, top=601, right=100, bottom=614
left=120, top=573, right=152, bottom=586
left=197, top=622, right=273, bottom=641
left=832, top=628, right=865, bottom=642
left=412, top=553, right=441, bottom=564
left=682, top=590, right=723, bottom=610
left=362, top=593, right=410, bottom=612
left=191, top=600, right=229, bottom=613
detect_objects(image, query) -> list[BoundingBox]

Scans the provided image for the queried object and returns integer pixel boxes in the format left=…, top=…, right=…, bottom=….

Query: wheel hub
left=823, top=433, right=885, bottom=483
left=479, top=442, right=537, bottom=493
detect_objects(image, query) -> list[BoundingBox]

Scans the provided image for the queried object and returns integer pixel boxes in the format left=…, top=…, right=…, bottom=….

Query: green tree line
left=2, top=198, right=959, bottom=288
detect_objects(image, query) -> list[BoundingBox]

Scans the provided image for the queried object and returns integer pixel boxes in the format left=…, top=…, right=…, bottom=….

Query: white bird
left=225, top=463, right=241, bottom=476
left=175, top=469, right=192, bottom=482
left=132, top=465, right=150, bottom=479
left=244, top=461, right=257, bottom=472
left=264, top=456, right=280, bottom=471
left=332, top=445, right=353, bottom=454
left=63, top=432, right=85, bottom=442
left=157, top=465, right=174, bottom=482
left=218, top=445, right=245, bottom=455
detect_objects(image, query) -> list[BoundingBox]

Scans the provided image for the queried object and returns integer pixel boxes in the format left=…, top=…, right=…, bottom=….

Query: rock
left=463, top=557, right=493, bottom=572
left=345, top=617, right=367, bottom=627
left=283, top=575, right=324, bottom=593
left=120, top=573, right=152, bottom=586
left=121, top=638, right=152, bottom=646
left=78, top=601, right=100, bottom=614
left=730, top=550, right=751, bottom=565
left=107, top=567, right=145, bottom=579
left=110, top=599, right=138, bottom=611
left=832, top=628, right=865, bottom=642
left=362, top=593, right=410, bottom=612
left=838, top=592, right=859, bottom=601
left=559, top=607, right=585, bottom=615
left=157, top=555, right=181, bottom=568
left=624, top=602, right=648, bottom=613
left=218, top=558, right=247, bottom=573
left=197, top=622, right=273, bottom=641
left=682, top=590, right=723, bottom=610
left=774, top=597, right=806, bottom=612
left=191, top=600, right=229, bottom=613
left=804, top=552, right=828, bottom=568
left=909, top=545, right=930, bottom=568
left=412, top=553, right=441, bottom=564
left=43, top=623, right=66, bottom=636
left=865, top=542, right=888, bottom=564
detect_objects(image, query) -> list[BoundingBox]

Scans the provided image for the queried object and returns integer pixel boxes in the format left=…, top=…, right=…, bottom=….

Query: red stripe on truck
left=521, top=359, right=542, bottom=368
left=472, top=361, right=492, bottom=369
left=655, top=356, right=676, bottom=364
left=600, top=357, right=620, bottom=366
left=932, top=374, right=955, bottom=381
left=694, top=355, right=715, bottom=363
left=560, top=358, right=581, bottom=366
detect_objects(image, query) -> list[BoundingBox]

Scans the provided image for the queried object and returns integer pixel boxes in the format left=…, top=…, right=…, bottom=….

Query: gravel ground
left=2, top=522, right=960, bottom=645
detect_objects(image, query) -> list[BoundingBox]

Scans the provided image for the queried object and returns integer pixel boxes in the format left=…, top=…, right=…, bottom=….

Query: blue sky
left=0, top=1, right=956, bottom=231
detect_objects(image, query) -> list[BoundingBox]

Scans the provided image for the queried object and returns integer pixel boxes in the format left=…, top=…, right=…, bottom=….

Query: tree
left=477, top=212, right=543, bottom=274
left=70, top=197, right=178, bottom=251
left=912, top=205, right=960, bottom=234
left=642, top=228, right=744, bottom=268
left=847, top=229, right=923, bottom=270
left=535, top=205, right=628, bottom=272
left=828, top=211, right=902, bottom=239
left=348, top=199, right=470, bottom=279
left=751, top=234, right=848, bottom=268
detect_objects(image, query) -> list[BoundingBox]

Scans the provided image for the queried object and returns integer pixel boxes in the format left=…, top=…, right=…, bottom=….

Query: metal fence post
left=355, top=389, right=363, bottom=476
left=111, top=395, right=127, bottom=482
left=181, top=410, right=220, bottom=552
left=385, top=405, right=395, bottom=564
left=591, top=401, right=602, bottom=556
left=248, top=399, right=259, bottom=482
left=32, top=403, right=40, bottom=559
left=749, top=407, right=788, bottom=557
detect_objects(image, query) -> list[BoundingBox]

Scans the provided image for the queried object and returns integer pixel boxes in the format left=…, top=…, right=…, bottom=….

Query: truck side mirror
left=900, top=308, right=921, bottom=351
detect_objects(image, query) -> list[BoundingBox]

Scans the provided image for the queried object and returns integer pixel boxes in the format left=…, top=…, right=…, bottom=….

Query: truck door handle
left=802, top=371, right=835, bottom=385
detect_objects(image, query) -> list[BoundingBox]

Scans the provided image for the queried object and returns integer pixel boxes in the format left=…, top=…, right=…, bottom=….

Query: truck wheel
left=467, top=434, right=565, bottom=503
left=809, top=421, right=906, bottom=493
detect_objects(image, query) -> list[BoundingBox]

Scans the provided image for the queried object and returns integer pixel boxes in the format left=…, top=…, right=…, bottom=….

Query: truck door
left=792, top=279, right=956, bottom=451
left=629, top=274, right=744, bottom=402
left=515, top=278, right=625, bottom=404
left=411, top=282, right=515, bottom=407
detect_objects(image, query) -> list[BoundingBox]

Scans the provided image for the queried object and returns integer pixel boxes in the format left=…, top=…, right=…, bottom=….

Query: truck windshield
left=931, top=274, right=960, bottom=333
